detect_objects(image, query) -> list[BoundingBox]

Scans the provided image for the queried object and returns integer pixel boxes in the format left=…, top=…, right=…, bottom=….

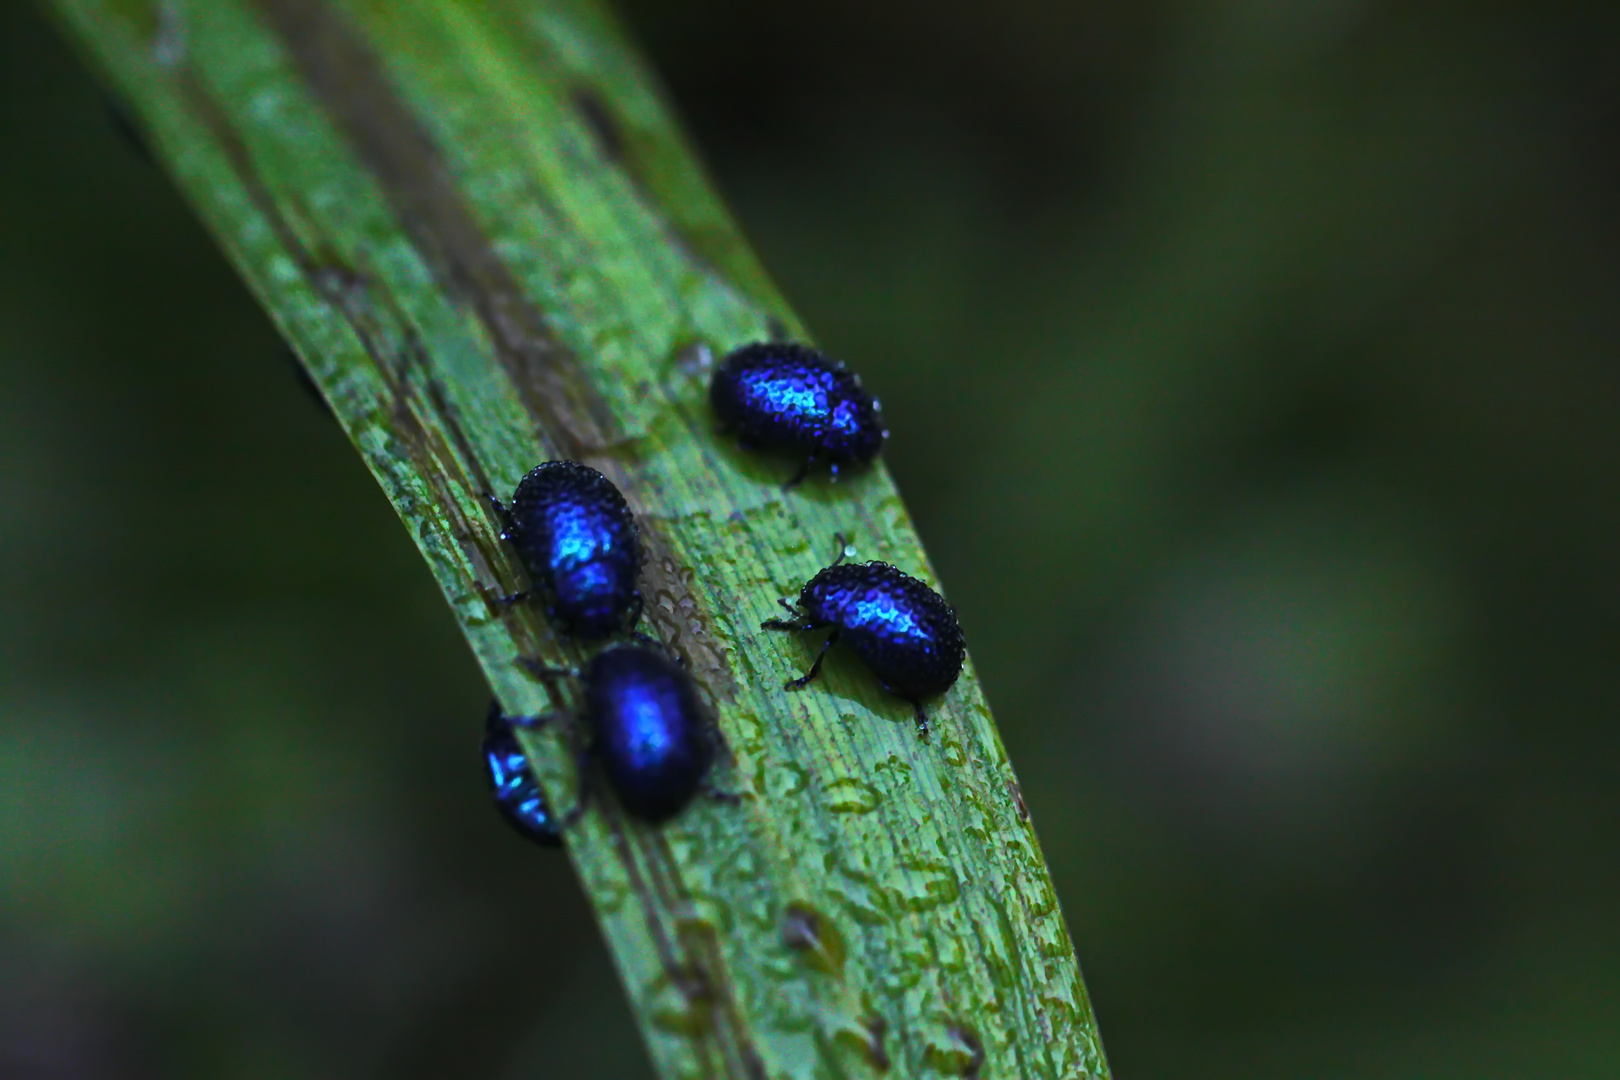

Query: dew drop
left=895, top=938, right=932, bottom=976
left=680, top=893, right=732, bottom=935
left=729, top=709, right=766, bottom=752
left=1035, top=916, right=1071, bottom=958
left=886, top=752, right=913, bottom=772
left=665, top=831, right=700, bottom=864
left=596, top=877, right=630, bottom=914
left=644, top=966, right=715, bottom=1037
left=743, top=895, right=777, bottom=932
left=923, top=1022, right=985, bottom=1078
left=829, top=1014, right=891, bottom=1073
left=872, top=754, right=913, bottom=789
left=876, top=963, right=926, bottom=994
left=936, top=930, right=968, bottom=972
left=768, top=760, right=810, bottom=798
left=822, top=776, right=881, bottom=814
left=760, top=953, right=800, bottom=980
left=781, top=901, right=846, bottom=976
left=670, top=339, right=715, bottom=378
left=895, top=858, right=959, bottom=913
left=831, top=863, right=892, bottom=925
left=1041, top=994, right=1079, bottom=1032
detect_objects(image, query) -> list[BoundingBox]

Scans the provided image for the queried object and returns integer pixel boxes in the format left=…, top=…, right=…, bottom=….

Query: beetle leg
left=517, top=656, right=579, bottom=681
left=499, top=708, right=563, bottom=731
left=762, top=616, right=815, bottom=632
left=910, top=700, right=931, bottom=741
left=629, top=629, right=666, bottom=652
left=763, top=597, right=812, bottom=631
left=491, top=587, right=532, bottom=609
left=702, top=776, right=743, bottom=806
left=483, top=491, right=516, bottom=543
left=784, top=629, right=839, bottom=690
left=522, top=710, right=590, bottom=830
left=782, top=456, right=815, bottom=490
left=517, top=656, right=582, bottom=716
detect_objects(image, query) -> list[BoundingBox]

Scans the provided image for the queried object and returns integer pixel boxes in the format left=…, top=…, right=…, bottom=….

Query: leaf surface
left=41, top=1, right=1111, bottom=1075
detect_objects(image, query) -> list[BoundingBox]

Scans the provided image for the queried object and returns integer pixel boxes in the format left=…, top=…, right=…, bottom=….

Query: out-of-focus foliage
left=2, top=0, right=1617, bottom=1077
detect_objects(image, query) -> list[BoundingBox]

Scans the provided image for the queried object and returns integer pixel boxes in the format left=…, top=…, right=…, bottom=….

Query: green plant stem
left=40, top=0, right=1111, bottom=1076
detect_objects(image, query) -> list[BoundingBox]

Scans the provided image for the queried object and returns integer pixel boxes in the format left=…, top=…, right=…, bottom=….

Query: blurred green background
left=3, top=0, right=1618, bottom=1076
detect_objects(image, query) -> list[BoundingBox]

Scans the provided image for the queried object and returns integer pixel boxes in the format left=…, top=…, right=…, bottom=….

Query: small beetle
left=505, top=643, right=722, bottom=825
left=762, top=541, right=965, bottom=737
left=710, top=342, right=888, bottom=487
left=482, top=701, right=563, bottom=847
left=486, top=461, right=643, bottom=639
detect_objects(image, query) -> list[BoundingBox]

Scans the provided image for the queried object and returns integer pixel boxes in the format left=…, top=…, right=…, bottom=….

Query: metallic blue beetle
left=710, top=342, right=888, bottom=487
left=581, top=645, right=715, bottom=822
left=486, top=461, right=643, bottom=639
left=504, top=644, right=719, bottom=825
left=482, top=702, right=563, bottom=847
left=762, top=544, right=965, bottom=737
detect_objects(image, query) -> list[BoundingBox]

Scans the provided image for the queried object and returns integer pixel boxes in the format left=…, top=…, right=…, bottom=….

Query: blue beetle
left=762, top=542, right=965, bottom=737
left=482, top=701, right=563, bottom=847
left=580, top=644, right=715, bottom=822
left=710, top=342, right=888, bottom=487
left=486, top=461, right=643, bottom=639
left=504, top=643, right=722, bottom=825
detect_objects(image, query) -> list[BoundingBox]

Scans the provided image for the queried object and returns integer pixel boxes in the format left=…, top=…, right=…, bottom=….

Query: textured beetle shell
left=583, top=646, right=712, bottom=823
left=506, top=461, right=642, bottom=639
left=710, top=342, right=887, bottom=472
left=482, top=705, right=563, bottom=847
left=801, top=561, right=965, bottom=699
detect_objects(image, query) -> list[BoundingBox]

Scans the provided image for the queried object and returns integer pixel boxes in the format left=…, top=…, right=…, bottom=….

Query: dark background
left=3, top=0, right=1618, bottom=1076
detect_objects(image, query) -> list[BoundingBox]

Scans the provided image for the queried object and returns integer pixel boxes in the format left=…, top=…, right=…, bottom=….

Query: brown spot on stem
left=574, top=85, right=625, bottom=163
left=951, top=1023, right=985, bottom=1079
left=1009, top=777, right=1031, bottom=823
left=782, top=902, right=847, bottom=977
left=238, top=1, right=736, bottom=680
left=862, top=1015, right=891, bottom=1073
left=249, top=0, right=616, bottom=455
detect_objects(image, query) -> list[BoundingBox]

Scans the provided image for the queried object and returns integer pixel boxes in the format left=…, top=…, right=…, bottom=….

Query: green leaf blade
left=40, top=0, right=1111, bottom=1076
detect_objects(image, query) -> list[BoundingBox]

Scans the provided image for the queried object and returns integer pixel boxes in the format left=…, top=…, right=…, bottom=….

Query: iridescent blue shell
left=493, top=461, right=642, bottom=639
left=710, top=342, right=887, bottom=485
left=764, top=559, right=965, bottom=736
left=582, top=645, right=712, bottom=823
left=482, top=703, right=563, bottom=847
